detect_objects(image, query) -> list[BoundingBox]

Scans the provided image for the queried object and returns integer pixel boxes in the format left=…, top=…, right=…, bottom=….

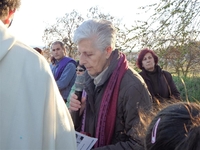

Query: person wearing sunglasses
left=66, top=60, right=86, bottom=107
left=76, top=61, right=86, bottom=75
left=76, top=68, right=85, bottom=72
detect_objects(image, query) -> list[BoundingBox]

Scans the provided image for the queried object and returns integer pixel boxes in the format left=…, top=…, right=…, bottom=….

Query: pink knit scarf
left=94, top=52, right=128, bottom=147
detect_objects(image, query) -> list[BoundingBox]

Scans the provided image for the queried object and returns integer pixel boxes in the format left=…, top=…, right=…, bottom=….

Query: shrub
left=173, top=76, right=200, bottom=102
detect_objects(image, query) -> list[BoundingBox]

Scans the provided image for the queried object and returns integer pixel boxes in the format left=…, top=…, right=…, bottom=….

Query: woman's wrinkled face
left=142, top=52, right=155, bottom=71
left=77, top=39, right=111, bottom=77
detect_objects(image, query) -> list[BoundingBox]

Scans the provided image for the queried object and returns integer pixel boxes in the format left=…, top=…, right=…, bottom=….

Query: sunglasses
left=76, top=69, right=85, bottom=72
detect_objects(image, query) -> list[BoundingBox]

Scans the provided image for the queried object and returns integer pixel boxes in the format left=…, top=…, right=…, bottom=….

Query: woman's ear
left=105, top=46, right=112, bottom=59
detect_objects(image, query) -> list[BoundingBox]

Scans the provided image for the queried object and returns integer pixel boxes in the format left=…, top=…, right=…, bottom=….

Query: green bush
left=173, top=76, right=200, bottom=102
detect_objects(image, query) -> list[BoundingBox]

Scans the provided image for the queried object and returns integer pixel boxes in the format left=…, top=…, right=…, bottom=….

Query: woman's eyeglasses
left=76, top=69, right=85, bottom=72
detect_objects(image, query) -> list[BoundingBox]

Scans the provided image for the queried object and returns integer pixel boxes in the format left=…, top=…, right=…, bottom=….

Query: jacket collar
left=140, top=65, right=163, bottom=78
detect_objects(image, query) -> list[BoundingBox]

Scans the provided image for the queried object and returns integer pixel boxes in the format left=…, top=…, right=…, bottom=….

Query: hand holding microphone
left=69, top=73, right=86, bottom=109
left=72, top=73, right=85, bottom=128
left=69, top=94, right=85, bottom=112
left=74, top=74, right=85, bottom=103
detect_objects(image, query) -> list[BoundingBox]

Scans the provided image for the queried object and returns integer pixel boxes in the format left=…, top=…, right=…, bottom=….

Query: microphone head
left=75, top=74, right=85, bottom=91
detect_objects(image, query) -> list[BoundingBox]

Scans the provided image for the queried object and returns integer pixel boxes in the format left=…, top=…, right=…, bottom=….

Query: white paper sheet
left=76, top=131, right=98, bottom=150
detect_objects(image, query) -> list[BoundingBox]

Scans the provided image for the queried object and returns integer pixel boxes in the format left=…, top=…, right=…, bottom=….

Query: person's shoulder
left=66, top=61, right=76, bottom=68
left=121, top=68, right=146, bottom=87
left=162, top=70, right=172, bottom=77
left=64, top=57, right=76, bottom=67
left=12, top=41, right=50, bottom=68
left=12, top=40, right=35, bottom=52
left=13, top=41, right=41, bottom=56
left=126, top=68, right=143, bottom=80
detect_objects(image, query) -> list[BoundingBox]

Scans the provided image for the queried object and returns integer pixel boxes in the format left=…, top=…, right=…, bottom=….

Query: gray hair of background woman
left=73, top=19, right=117, bottom=51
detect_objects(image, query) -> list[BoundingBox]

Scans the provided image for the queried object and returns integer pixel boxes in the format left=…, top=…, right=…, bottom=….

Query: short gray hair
left=73, top=19, right=116, bottom=51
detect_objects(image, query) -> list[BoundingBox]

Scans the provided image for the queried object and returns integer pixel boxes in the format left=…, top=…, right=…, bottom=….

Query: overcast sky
left=8, top=0, right=156, bottom=48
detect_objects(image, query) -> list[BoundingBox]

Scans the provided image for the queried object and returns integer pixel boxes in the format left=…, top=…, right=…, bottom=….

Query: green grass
left=173, top=76, right=200, bottom=102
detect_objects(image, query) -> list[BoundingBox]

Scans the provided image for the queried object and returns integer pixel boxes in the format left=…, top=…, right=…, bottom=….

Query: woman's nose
left=79, top=54, right=86, bottom=65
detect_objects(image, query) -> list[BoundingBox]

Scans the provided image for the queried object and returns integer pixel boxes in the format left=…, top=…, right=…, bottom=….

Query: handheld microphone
left=74, top=74, right=85, bottom=129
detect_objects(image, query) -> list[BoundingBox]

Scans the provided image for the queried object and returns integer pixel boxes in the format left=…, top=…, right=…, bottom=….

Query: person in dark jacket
left=69, top=19, right=152, bottom=150
left=145, top=102, right=200, bottom=150
left=136, top=48, right=181, bottom=103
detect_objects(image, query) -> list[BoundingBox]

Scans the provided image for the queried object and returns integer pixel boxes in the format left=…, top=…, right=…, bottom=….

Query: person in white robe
left=0, top=0, right=77, bottom=149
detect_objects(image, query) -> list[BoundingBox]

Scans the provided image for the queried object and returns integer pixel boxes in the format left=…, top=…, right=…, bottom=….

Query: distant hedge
left=173, top=76, right=200, bottom=102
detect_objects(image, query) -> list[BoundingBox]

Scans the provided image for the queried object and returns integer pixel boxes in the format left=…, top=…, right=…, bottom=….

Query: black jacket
left=139, top=65, right=181, bottom=102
